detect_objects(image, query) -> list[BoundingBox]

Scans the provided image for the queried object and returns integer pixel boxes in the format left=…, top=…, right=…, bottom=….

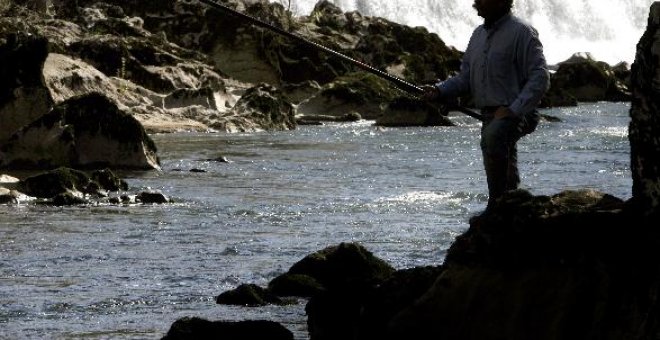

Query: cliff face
left=630, top=3, right=660, bottom=213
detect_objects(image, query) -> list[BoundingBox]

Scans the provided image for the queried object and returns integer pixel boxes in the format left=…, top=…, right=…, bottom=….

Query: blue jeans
left=480, top=112, right=537, bottom=207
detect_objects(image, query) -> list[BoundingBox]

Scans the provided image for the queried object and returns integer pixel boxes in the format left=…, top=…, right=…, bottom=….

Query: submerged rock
left=0, top=92, right=160, bottom=170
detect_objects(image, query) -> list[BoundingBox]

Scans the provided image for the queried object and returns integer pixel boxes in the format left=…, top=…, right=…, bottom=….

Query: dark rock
left=539, top=85, right=578, bottom=108
left=551, top=52, right=631, bottom=102
left=306, top=265, right=444, bottom=340
left=0, top=93, right=160, bottom=170
left=630, top=3, right=660, bottom=214
left=384, top=189, right=660, bottom=340
left=274, top=242, right=395, bottom=294
left=17, top=167, right=128, bottom=200
left=136, top=191, right=169, bottom=204
left=296, top=111, right=362, bottom=125
left=216, top=283, right=285, bottom=307
left=19, top=167, right=93, bottom=199
left=90, top=169, right=129, bottom=192
left=0, top=32, right=54, bottom=143
left=376, top=96, right=453, bottom=127
left=50, top=191, right=88, bottom=206
left=268, top=273, right=326, bottom=298
left=162, top=317, right=293, bottom=340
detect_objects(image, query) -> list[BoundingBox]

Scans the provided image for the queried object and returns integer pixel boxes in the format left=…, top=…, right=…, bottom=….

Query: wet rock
left=90, top=169, right=129, bottom=192
left=0, top=32, right=54, bottom=143
left=50, top=191, right=88, bottom=206
left=17, top=167, right=123, bottom=199
left=162, top=317, right=293, bottom=340
left=136, top=191, right=169, bottom=204
left=0, top=92, right=160, bottom=170
left=376, top=96, right=453, bottom=127
left=216, top=283, right=285, bottom=307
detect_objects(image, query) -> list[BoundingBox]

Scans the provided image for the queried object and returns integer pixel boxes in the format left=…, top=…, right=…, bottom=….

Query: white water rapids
left=274, top=0, right=654, bottom=65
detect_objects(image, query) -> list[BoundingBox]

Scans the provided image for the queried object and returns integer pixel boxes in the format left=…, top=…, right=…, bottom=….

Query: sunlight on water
left=1, top=103, right=632, bottom=339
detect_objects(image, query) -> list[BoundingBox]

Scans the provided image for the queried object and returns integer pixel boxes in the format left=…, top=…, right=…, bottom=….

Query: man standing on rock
left=423, top=0, right=549, bottom=214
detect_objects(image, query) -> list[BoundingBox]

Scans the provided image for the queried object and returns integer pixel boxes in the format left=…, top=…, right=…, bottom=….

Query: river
left=0, top=102, right=631, bottom=339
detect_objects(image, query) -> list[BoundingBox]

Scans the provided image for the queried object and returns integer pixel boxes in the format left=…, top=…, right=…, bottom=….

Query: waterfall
left=273, top=0, right=653, bottom=65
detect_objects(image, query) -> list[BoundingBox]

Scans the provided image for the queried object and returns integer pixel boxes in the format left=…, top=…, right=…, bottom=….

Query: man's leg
left=481, top=117, right=522, bottom=207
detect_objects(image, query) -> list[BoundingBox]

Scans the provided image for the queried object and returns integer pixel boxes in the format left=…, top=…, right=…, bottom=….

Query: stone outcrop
left=0, top=93, right=160, bottom=170
left=630, top=3, right=660, bottom=213
left=550, top=52, right=631, bottom=102
left=298, top=72, right=401, bottom=119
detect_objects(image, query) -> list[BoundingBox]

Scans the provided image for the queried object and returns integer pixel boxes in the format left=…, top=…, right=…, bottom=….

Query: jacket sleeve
left=508, top=27, right=550, bottom=116
left=435, top=31, right=476, bottom=99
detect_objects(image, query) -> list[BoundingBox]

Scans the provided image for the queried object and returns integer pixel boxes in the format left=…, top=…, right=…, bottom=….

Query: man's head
left=473, top=0, right=513, bottom=20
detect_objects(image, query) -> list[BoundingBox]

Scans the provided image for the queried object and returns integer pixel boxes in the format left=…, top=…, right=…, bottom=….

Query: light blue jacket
left=436, top=14, right=550, bottom=117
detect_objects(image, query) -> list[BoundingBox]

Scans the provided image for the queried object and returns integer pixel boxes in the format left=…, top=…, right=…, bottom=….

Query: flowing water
left=0, top=103, right=632, bottom=339
left=280, top=0, right=654, bottom=65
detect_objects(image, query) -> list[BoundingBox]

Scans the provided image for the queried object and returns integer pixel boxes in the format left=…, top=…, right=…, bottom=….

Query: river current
left=0, top=102, right=631, bottom=339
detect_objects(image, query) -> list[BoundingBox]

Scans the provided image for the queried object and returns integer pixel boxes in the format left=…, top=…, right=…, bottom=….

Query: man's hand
left=421, top=85, right=441, bottom=101
left=494, top=106, right=514, bottom=119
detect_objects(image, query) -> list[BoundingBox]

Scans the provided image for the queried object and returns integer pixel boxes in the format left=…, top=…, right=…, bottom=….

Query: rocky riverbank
left=1, top=0, right=632, bottom=173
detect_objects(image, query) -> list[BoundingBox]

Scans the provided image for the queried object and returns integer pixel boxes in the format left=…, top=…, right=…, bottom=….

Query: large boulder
left=0, top=93, right=160, bottom=170
left=551, top=52, right=631, bottom=102
left=162, top=317, right=293, bottom=340
left=630, top=2, right=660, bottom=214
left=0, top=32, right=53, bottom=143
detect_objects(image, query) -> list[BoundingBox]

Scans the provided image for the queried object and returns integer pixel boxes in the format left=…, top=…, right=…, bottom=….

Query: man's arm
left=508, top=27, right=550, bottom=117
left=435, top=45, right=472, bottom=100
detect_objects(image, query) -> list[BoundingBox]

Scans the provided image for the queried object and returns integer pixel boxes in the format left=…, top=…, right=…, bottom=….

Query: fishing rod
left=197, top=0, right=484, bottom=121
